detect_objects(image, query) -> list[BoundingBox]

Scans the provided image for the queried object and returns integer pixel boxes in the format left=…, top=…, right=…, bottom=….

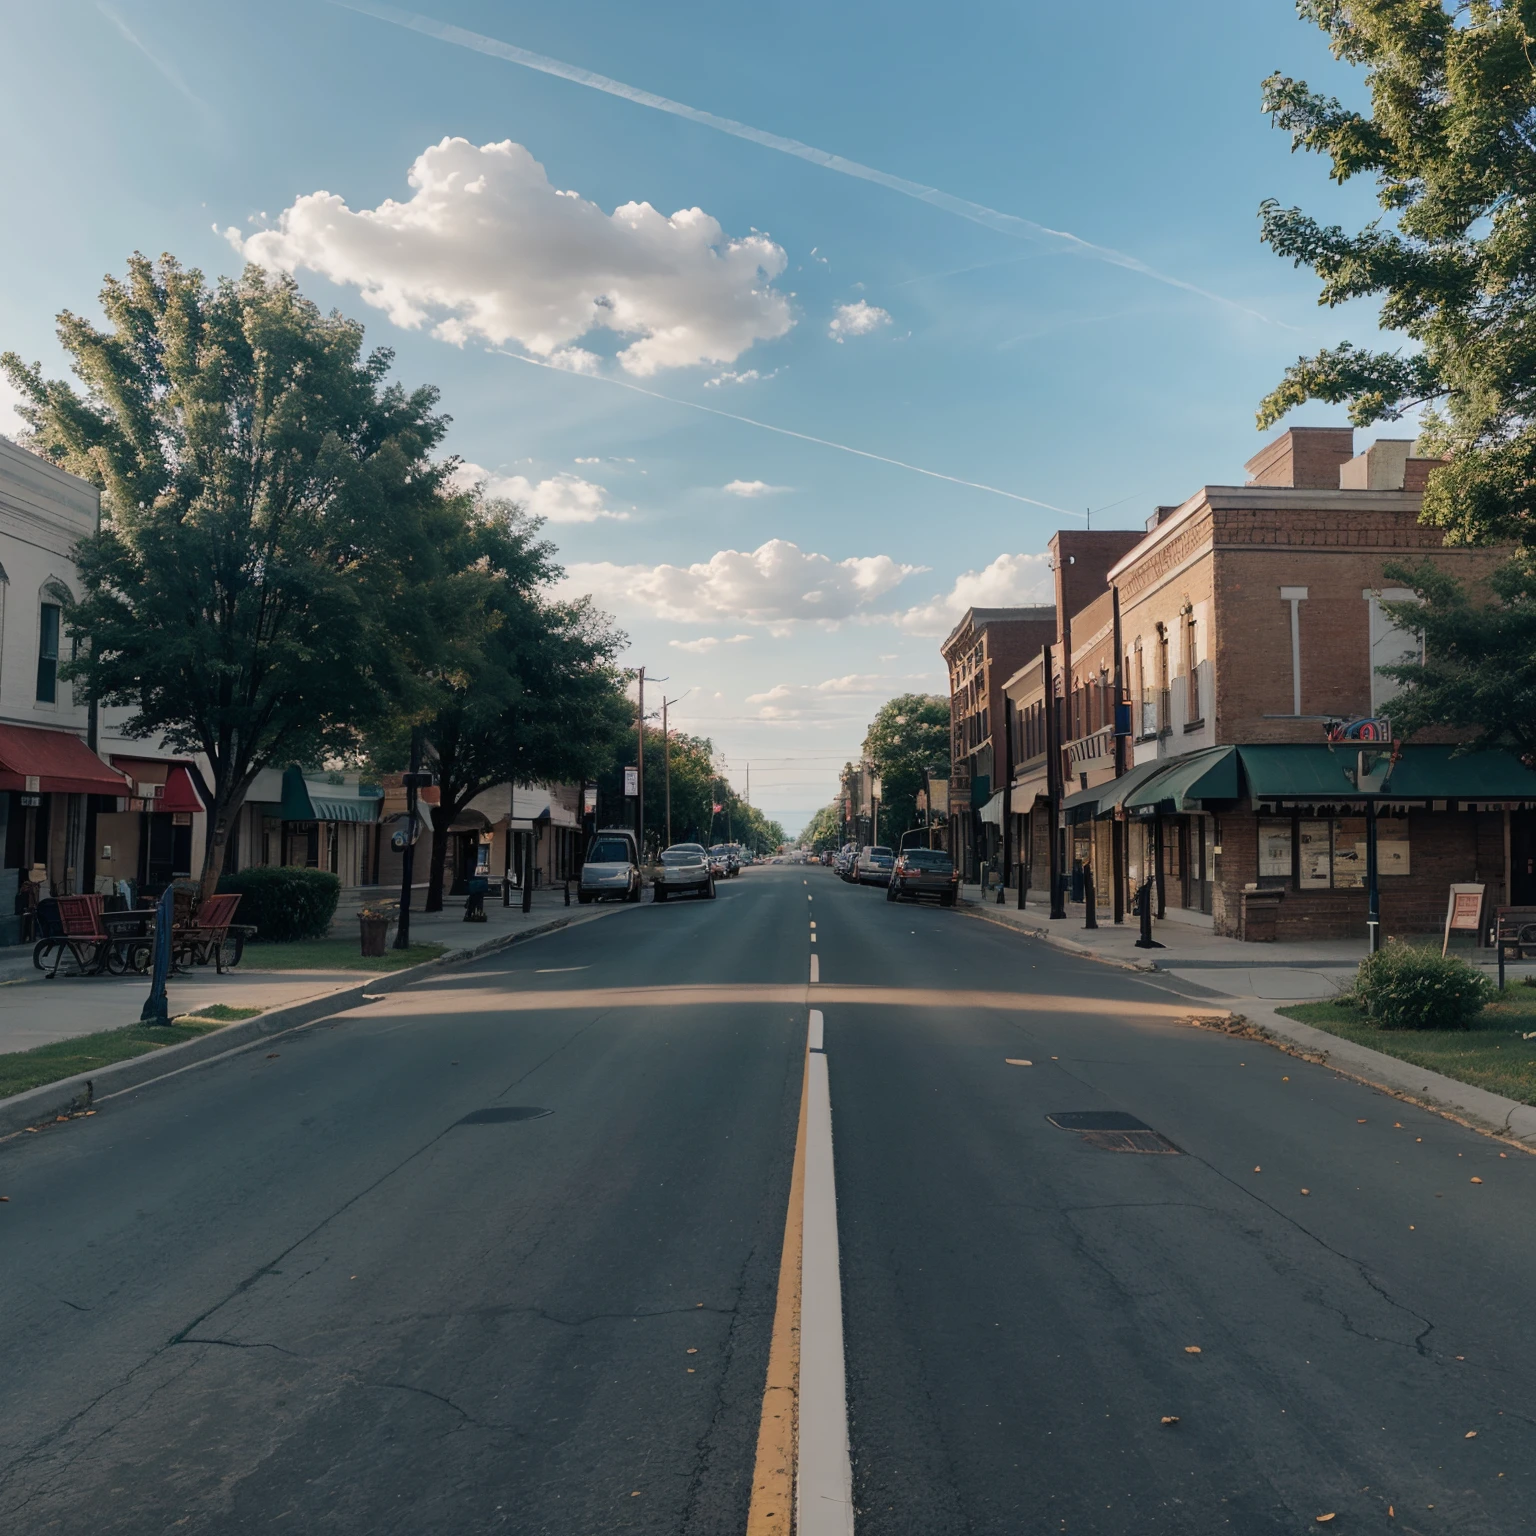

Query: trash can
left=1240, top=888, right=1283, bottom=942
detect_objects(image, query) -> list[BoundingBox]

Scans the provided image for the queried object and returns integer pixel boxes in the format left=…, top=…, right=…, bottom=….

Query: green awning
left=969, top=773, right=991, bottom=809
left=1061, top=757, right=1184, bottom=825
left=278, top=764, right=384, bottom=823
left=1239, top=744, right=1536, bottom=803
left=1124, top=746, right=1240, bottom=817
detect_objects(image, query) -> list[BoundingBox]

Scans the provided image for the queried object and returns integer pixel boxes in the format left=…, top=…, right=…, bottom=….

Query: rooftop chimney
left=1244, top=426, right=1354, bottom=489
left=1339, top=438, right=1412, bottom=490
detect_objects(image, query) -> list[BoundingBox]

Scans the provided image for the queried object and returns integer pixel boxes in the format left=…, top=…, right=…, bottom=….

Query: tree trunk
left=198, top=810, right=229, bottom=903
left=425, top=802, right=451, bottom=912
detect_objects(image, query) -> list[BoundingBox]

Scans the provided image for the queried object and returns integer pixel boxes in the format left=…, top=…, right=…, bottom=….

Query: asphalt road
left=2, top=863, right=1533, bottom=1535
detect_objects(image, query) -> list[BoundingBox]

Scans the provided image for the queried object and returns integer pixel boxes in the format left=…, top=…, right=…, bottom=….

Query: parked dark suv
left=887, top=847, right=959, bottom=905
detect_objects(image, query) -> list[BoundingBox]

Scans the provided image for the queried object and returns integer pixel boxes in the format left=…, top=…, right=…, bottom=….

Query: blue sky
left=0, top=0, right=1395, bottom=833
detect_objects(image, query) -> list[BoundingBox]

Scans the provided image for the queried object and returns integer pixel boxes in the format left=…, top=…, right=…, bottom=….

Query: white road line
left=811, top=933, right=817, bottom=943
left=810, top=954, right=820, bottom=985
left=798, top=1034, right=853, bottom=1535
left=807, top=1007, right=823, bottom=1051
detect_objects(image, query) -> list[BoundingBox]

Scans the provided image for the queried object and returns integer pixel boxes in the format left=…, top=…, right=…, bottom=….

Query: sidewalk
left=957, top=883, right=1536, bottom=1000
left=0, top=886, right=593, bottom=1055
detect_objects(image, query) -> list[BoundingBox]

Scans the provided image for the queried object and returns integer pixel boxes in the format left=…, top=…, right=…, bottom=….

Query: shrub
left=217, top=866, right=341, bottom=942
left=1352, top=942, right=1493, bottom=1031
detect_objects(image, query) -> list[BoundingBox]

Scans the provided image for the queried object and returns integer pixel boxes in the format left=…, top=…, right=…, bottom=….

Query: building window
left=1365, top=588, right=1423, bottom=713
left=1183, top=610, right=1200, bottom=724
left=1280, top=587, right=1308, bottom=715
left=1156, top=624, right=1170, bottom=733
left=36, top=602, right=60, bottom=703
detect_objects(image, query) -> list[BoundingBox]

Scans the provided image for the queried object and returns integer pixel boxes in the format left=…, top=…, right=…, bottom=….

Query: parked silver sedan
left=653, top=843, right=716, bottom=902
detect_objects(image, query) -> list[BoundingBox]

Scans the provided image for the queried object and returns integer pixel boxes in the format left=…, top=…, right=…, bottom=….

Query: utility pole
left=395, top=726, right=425, bottom=949
left=1044, top=643, right=1066, bottom=920
left=662, top=695, right=671, bottom=849
left=635, top=666, right=645, bottom=860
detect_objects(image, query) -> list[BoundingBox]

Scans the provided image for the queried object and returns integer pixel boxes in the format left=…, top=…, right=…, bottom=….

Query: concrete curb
left=957, top=898, right=1154, bottom=973
left=0, top=905, right=616, bottom=1139
left=960, top=897, right=1536, bottom=1152
left=1215, top=1000, right=1536, bottom=1153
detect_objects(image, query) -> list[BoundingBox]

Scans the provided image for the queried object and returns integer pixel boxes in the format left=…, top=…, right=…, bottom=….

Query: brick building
left=988, top=425, right=1536, bottom=940
left=939, top=606, right=1054, bottom=878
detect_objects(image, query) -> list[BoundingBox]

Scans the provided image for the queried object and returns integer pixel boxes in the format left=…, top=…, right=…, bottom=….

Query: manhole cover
left=1048, top=1110, right=1180, bottom=1154
left=456, top=1107, right=553, bottom=1125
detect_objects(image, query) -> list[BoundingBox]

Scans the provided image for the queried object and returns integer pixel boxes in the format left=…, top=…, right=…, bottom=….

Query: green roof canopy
left=1239, top=744, right=1536, bottom=804
left=1124, top=747, right=1240, bottom=817
left=1061, top=756, right=1183, bottom=825
left=279, top=764, right=384, bottom=823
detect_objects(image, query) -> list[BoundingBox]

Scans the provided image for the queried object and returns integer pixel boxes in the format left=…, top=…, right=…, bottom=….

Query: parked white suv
left=653, top=843, right=715, bottom=902
left=578, top=829, right=642, bottom=903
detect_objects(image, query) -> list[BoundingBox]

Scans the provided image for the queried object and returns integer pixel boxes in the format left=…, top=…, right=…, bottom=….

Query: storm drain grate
left=1047, top=1110, right=1180, bottom=1154
left=456, top=1107, right=554, bottom=1125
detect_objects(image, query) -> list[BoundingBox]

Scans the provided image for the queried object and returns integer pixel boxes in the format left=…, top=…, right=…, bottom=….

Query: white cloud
left=828, top=300, right=891, bottom=342
left=893, top=552, right=1053, bottom=636
left=668, top=633, right=752, bottom=653
left=722, top=479, right=790, bottom=498
left=704, top=367, right=780, bottom=388
left=561, top=538, right=921, bottom=624
left=235, top=137, right=793, bottom=376
left=453, top=462, right=627, bottom=523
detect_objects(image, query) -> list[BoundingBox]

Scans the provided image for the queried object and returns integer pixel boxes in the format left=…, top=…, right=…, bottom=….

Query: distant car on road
left=887, top=847, right=959, bottom=905
left=855, top=845, right=895, bottom=886
left=578, top=829, right=642, bottom=904
left=653, top=843, right=715, bottom=902
left=710, top=843, right=743, bottom=877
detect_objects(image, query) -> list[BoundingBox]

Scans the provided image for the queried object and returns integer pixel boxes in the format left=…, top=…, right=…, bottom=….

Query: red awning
left=0, top=724, right=131, bottom=796
left=160, top=765, right=204, bottom=813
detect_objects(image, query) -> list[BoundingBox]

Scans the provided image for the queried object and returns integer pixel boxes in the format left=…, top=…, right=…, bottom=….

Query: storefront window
left=1298, top=820, right=1331, bottom=888
left=1257, top=819, right=1292, bottom=888
left=1332, top=817, right=1367, bottom=888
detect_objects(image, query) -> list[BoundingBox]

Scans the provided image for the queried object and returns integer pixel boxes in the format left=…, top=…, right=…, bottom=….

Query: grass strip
left=1277, top=985, right=1536, bottom=1107
left=233, top=939, right=447, bottom=972
left=0, top=1020, right=227, bottom=1101
left=178, top=1003, right=262, bottom=1023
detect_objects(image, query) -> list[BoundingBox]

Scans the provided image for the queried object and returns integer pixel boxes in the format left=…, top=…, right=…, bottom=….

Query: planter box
left=359, top=915, right=393, bottom=957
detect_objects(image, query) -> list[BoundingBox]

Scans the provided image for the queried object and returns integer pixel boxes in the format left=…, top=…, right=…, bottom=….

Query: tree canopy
left=861, top=693, right=950, bottom=847
left=2, top=254, right=470, bottom=891
left=1257, top=1, right=1536, bottom=549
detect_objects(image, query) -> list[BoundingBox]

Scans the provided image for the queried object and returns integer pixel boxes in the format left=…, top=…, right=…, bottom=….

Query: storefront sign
left=20, top=794, right=40, bottom=808
left=23, top=775, right=39, bottom=793
left=1443, top=884, right=1486, bottom=955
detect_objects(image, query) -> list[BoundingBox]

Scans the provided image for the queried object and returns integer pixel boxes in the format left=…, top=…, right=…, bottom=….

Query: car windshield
left=903, top=850, right=953, bottom=869
left=587, top=840, right=631, bottom=863
left=663, top=847, right=704, bottom=864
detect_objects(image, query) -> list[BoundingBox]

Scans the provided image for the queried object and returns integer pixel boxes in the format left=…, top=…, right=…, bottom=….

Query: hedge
left=1352, top=942, right=1493, bottom=1031
left=217, top=866, right=341, bottom=943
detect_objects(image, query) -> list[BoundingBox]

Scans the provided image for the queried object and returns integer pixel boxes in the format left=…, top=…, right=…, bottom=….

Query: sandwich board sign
left=1443, top=884, right=1485, bottom=956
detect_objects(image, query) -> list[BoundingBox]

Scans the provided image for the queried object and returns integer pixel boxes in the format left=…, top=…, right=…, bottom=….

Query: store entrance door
left=1512, top=811, right=1536, bottom=905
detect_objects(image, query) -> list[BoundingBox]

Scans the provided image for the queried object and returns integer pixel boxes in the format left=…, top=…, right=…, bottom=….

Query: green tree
left=801, top=803, right=842, bottom=852
left=364, top=494, right=630, bottom=910
left=1256, top=1, right=1536, bottom=549
left=1377, top=558, right=1536, bottom=761
left=861, top=693, right=950, bottom=847
left=2, top=254, right=469, bottom=895
left=1255, top=5, right=1536, bottom=748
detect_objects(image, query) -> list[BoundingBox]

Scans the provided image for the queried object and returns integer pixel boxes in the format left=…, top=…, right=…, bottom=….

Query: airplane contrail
left=326, top=0, right=1286, bottom=328
left=494, top=351, right=1083, bottom=516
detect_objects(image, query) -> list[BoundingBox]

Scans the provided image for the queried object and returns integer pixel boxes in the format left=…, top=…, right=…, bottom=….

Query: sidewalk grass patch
left=231, top=939, right=447, bottom=972
left=0, top=1020, right=227, bottom=1101
left=176, top=1004, right=262, bottom=1023
left=1277, top=988, right=1536, bottom=1107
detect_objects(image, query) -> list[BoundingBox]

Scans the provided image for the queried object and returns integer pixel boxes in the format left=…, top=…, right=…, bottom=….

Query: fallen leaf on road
left=1317, top=1515, right=1335, bottom=1523
left=1184, top=1346, right=1201, bottom=1354
left=1499, top=1152, right=1508, bottom=1158
left=687, top=1348, right=698, bottom=1354
left=1471, top=1177, right=1483, bottom=1184
left=1388, top=1506, right=1394, bottom=1517
left=1254, top=1166, right=1262, bottom=1173
left=1456, top=1355, right=1464, bottom=1360
left=0, top=1195, right=8, bottom=1202
left=1282, top=1076, right=1290, bottom=1082
left=687, top=1368, right=695, bottom=1373
left=1394, top=1122, right=1403, bottom=1128
left=1465, top=1430, right=1477, bottom=1438
left=1357, top=1119, right=1367, bottom=1124
left=1416, top=1137, right=1423, bottom=1142
left=1005, top=1059, right=1033, bottom=1066
left=1301, top=1188, right=1311, bottom=1195
left=1161, top=1415, right=1179, bottom=1425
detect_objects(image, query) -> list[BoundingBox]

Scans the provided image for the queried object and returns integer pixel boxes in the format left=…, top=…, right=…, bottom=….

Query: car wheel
left=885, top=883, right=897, bottom=902
left=706, top=879, right=717, bottom=899
left=940, top=893, right=955, bottom=907
left=578, top=892, right=593, bottom=905
left=655, top=887, right=667, bottom=903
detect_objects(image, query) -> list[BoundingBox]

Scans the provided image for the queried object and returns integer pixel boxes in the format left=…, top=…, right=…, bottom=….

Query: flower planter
left=358, top=914, right=393, bottom=957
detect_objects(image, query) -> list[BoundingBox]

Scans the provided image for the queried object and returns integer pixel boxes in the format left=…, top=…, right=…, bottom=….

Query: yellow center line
left=746, top=1032, right=809, bottom=1534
